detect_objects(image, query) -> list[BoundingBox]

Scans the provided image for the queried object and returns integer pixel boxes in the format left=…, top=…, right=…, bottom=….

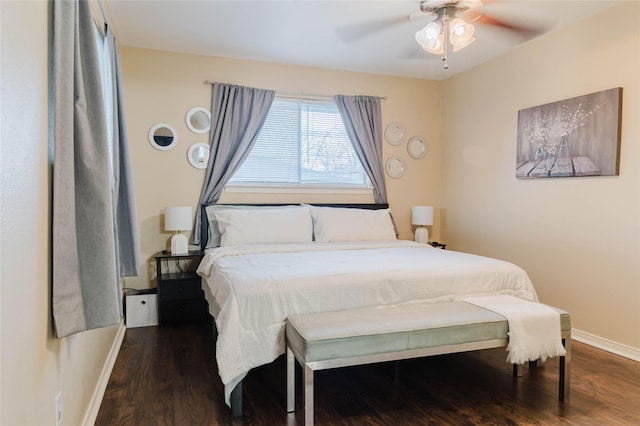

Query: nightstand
left=429, top=242, right=447, bottom=250
left=155, top=250, right=205, bottom=324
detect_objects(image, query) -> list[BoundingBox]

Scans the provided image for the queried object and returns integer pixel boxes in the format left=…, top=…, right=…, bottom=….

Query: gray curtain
left=52, top=0, right=139, bottom=337
left=192, top=83, right=275, bottom=244
left=334, top=95, right=388, bottom=204
left=107, top=27, right=140, bottom=277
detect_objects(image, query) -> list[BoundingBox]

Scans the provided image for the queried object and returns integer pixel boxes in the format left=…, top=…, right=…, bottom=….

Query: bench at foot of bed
left=285, top=301, right=571, bottom=426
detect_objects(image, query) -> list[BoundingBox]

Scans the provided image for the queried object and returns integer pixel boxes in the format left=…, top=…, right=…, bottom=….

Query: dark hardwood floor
left=96, top=318, right=640, bottom=425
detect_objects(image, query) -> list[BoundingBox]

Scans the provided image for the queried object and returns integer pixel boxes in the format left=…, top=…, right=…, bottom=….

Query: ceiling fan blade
left=335, top=14, right=413, bottom=43
left=476, top=14, right=549, bottom=39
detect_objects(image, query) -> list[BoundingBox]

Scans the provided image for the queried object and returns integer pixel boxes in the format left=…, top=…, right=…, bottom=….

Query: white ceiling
left=104, top=0, right=620, bottom=80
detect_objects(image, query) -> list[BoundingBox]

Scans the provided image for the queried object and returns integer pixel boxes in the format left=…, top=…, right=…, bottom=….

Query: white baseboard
left=572, top=328, right=640, bottom=362
left=82, top=320, right=127, bottom=426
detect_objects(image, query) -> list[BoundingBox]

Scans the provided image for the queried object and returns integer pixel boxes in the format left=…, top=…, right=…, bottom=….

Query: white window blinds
left=228, top=98, right=370, bottom=187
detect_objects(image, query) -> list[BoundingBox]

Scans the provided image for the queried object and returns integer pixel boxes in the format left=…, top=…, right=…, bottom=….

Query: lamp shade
left=411, top=206, right=434, bottom=226
left=165, top=206, right=192, bottom=231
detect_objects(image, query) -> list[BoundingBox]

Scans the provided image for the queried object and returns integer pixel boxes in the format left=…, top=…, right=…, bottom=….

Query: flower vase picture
left=516, top=87, right=622, bottom=178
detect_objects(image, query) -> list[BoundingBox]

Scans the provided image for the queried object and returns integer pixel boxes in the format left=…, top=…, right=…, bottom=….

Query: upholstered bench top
left=286, top=301, right=571, bottom=363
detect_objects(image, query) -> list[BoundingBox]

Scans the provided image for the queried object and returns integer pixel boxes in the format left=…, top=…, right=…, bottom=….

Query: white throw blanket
left=463, top=295, right=566, bottom=364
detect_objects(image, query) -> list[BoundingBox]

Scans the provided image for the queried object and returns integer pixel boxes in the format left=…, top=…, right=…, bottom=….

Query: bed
left=196, top=203, right=538, bottom=413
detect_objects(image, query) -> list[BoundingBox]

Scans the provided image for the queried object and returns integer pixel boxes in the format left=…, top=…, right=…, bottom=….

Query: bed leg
left=512, top=363, right=524, bottom=377
left=231, top=381, right=242, bottom=417
left=560, top=336, right=571, bottom=401
left=287, top=347, right=295, bottom=413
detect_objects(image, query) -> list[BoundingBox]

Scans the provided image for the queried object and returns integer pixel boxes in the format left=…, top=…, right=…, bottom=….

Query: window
left=228, top=98, right=371, bottom=190
left=94, top=21, right=114, bottom=169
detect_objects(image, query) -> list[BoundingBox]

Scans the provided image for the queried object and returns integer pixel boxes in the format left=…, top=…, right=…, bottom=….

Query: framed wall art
left=516, top=87, right=622, bottom=178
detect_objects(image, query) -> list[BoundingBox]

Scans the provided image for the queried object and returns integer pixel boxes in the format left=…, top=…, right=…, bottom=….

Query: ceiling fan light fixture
left=415, top=21, right=441, bottom=46
left=422, top=34, right=445, bottom=54
left=424, top=21, right=441, bottom=40
left=416, top=21, right=444, bottom=53
left=449, top=18, right=475, bottom=44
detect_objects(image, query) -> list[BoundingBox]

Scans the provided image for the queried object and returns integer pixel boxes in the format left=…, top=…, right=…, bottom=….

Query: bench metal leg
left=304, top=364, right=314, bottom=426
left=287, top=347, right=295, bottom=412
left=560, top=337, right=571, bottom=401
left=231, top=381, right=242, bottom=417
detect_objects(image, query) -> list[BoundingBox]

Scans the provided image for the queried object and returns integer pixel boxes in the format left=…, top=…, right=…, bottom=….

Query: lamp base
left=171, top=233, right=188, bottom=255
left=415, top=226, right=429, bottom=244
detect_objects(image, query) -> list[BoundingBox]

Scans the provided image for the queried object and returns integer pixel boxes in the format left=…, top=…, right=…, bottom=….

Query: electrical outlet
left=55, top=391, right=62, bottom=426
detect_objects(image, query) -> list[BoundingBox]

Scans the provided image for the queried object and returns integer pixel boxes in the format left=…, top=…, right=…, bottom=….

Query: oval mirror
left=148, top=123, right=177, bottom=151
left=186, top=107, right=211, bottom=134
left=187, top=143, right=210, bottom=169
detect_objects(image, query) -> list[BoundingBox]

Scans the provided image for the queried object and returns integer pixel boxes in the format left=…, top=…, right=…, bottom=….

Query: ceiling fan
left=337, top=0, right=546, bottom=70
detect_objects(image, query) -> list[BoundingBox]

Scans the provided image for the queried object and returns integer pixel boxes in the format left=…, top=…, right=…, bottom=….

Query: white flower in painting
left=551, top=102, right=601, bottom=138
left=524, top=101, right=601, bottom=148
left=524, top=115, right=552, bottom=147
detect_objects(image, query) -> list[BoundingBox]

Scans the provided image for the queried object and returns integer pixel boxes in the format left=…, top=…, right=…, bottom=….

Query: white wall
left=441, top=2, right=639, bottom=355
left=1, top=2, right=122, bottom=424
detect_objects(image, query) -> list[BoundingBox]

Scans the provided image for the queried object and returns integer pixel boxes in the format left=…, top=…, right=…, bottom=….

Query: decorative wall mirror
left=185, top=107, right=211, bottom=134
left=407, top=137, right=427, bottom=159
left=187, top=143, right=210, bottom=169
left=148, top=123, right=177, bottom=150
left=385, top=155, right=405, bottom=178
left=384, top=122, right=404, bottom=146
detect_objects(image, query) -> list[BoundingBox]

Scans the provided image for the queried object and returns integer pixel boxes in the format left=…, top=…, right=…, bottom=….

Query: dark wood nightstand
left=155, top=250, right=205, bottom=324
left=428, top=242, right=447, bottom=250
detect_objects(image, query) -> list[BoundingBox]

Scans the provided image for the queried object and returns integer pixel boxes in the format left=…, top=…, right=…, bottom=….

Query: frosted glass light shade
left=165, top=206, right=192, bottom=231
left=415, top=22, right=444, bottom=54
left=412, top=206, right=434, bottom=226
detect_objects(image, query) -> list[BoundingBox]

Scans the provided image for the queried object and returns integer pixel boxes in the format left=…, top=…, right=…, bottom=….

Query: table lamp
left=412, top=206, right=433, bottom=244
left=165, top=206, right=192, bottom=255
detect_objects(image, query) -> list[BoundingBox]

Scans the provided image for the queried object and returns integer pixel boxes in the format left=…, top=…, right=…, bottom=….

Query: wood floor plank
left=95, top=319, right=640, bottom=425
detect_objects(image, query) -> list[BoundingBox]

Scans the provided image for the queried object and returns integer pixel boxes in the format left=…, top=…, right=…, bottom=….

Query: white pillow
left=213, top=206, right=313, bottom=247
left=205, top=204, right=298, bottom=248
left=310, top=206, right=397, bottom=243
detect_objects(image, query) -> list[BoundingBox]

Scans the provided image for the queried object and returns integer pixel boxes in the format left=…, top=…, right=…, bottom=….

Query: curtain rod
left=202, top=80, right=387, bottom=101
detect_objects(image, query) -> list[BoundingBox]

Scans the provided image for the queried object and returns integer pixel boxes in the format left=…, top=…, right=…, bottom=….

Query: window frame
left=225, top=96, right=373, bottom=195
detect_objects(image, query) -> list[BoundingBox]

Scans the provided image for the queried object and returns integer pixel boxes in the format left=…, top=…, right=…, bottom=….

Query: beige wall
left=120, top=48, right=443, bottom=289
left=441, top=2, right=640, bottom=352
left=1, top=1, right=121, bottom=424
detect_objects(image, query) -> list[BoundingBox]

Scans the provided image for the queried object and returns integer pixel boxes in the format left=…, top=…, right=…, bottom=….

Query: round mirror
left=384, top=122, right=404, bottom=146
left=186, top=107, right=211, bottom=134
left=407, top=137, right=427, bottom=159
left=385, top=156, right=405, bottom=178
left=187, top=143, right=210, bottom=169
left=149, top=123, right=177, bottom=151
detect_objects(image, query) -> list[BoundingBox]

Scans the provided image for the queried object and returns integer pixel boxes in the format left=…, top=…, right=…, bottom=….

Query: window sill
left=224, top=184, right=373, bottom=195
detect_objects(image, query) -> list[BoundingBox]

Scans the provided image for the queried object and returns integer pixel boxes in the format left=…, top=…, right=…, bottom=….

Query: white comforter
left=196, top=240, right=538, bottom=404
